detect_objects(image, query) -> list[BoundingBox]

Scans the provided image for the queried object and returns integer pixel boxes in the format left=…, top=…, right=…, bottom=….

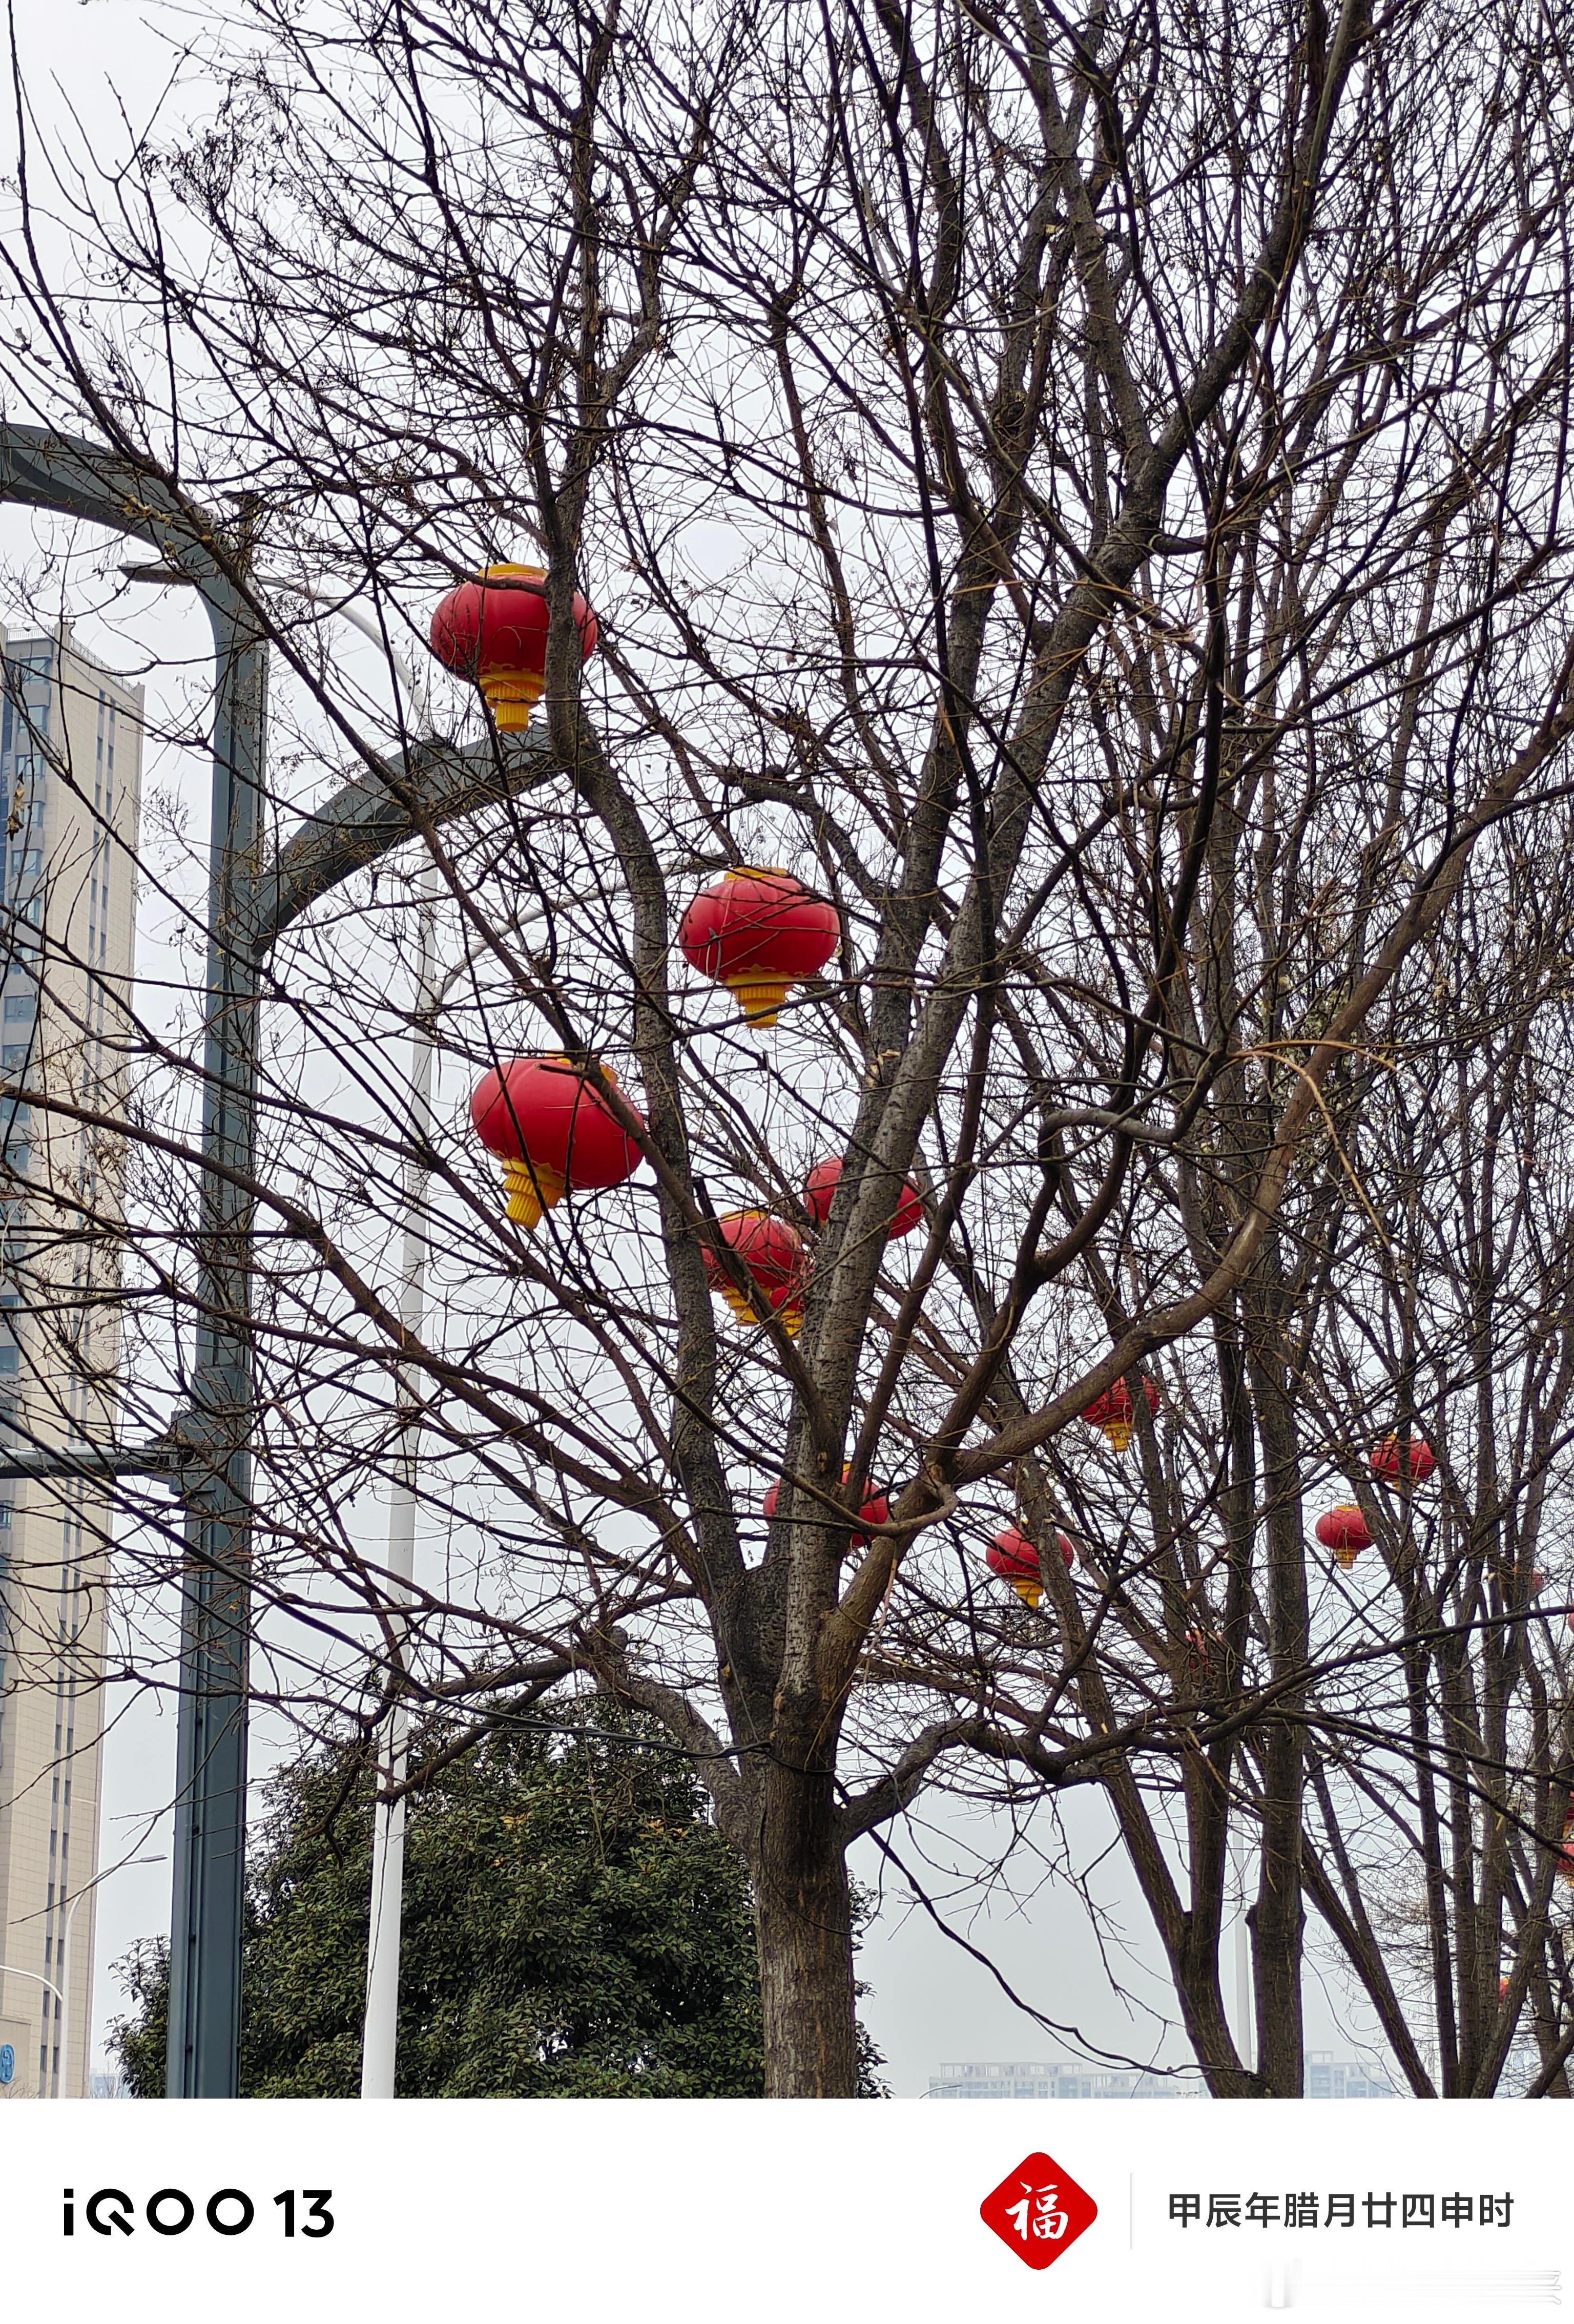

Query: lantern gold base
left=501, top=1157, right=565, bottom=1230
left=724, top=973, right=795, bottom=1027
left=714, top=1278, right=803, bottom=1336
left=1333, top=1543, right=1361, bottom=1571
left=1008, top=1576, right=1042, bottom=1608
left=1101, top=1419, right=1134, bottom=1454
left=481, top=668, right=547, bottom=731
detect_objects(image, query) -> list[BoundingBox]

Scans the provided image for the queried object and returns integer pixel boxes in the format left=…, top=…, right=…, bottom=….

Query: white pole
left=360, top=863, right=438, bottom=2099
left=54, top=1850, right=165, bottom=2099
left=320, top=596, right=623, bottom=2093
left=352, top=843, right=632, bottom=2094
left=255, top=575, right=434, bottom=2101
left=265, top=582, right=436, bottom=739
left=1232, top=1823, right=1254, bottom=2070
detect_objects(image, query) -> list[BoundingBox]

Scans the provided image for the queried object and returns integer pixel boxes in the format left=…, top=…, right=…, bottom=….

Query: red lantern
left=470, top=1055, right=642, bottom=1229
left=986, top=1526, right=1075, bottom=1608
left=1081, top=1375, right=1160, bottom=1455
left=803, top=1155, right=923, bottom=1238
left=430, top=562, right=597, bottom=731
left=1316, top=1504, right=1373, bottom=1571
left=678, top=868, right=840, bottom=1027
left=762, top=1470, right=890, bottom=1548
left=702, top=1211, right=809, bottom=1334
left=1370, top=1433, right=1437, bottom=1487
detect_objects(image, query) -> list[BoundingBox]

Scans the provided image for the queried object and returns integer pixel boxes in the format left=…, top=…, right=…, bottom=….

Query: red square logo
left=980, top=2151, right=1098, bottom=2270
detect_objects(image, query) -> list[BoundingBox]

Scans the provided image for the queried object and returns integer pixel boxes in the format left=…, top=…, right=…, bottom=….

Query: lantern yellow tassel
left=479, top=668, right=546, bottom=730
left=501, top=1157, right=565, bottom=1230
left=723, top=972, right=795, bottom=1028
left=714, top=1277, right=805, bottom=1336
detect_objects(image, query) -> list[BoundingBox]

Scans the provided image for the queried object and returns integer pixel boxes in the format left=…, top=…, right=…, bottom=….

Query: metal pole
left=360, top=863, right=437, bottom=2099
left=1, top=428, right=562, bottom=2101
left=0, top=430, right=267, bottom=2099
left=164, top=569, right=266, bottom=2100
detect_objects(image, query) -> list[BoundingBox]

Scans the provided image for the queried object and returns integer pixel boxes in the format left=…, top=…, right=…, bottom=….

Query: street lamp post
left=359, top=874, right=436, bottom=2101
left=358, top=880, right=606, bottom=2098
left=264, top=578, right=438, bottom=2103
left=56, top=1851, right=166, bottom=2100
left=0, top=424, right=563, bottom=2097
left=166, top=505, right=265, bottom=2108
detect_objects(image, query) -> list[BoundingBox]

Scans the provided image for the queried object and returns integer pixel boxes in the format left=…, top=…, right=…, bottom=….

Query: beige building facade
left=0, top=621, right=142, bottom=2099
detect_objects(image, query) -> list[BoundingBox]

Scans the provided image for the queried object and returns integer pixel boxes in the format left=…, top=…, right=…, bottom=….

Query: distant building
left=1305, top=2051, right=1394, bottom=2099
left=0, top=621, right=143, bottom=2100
left=930, top=2052, right=1395, bottom=2099
left=928, top=2057, right=1203, bottom=2100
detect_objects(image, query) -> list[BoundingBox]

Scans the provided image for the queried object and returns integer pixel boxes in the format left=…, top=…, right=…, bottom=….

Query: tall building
left=0, top=621, right=142, bottom=2099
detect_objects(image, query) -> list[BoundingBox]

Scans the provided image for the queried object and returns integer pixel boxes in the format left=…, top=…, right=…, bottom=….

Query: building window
left=3, top=997, right=33, bottom=1023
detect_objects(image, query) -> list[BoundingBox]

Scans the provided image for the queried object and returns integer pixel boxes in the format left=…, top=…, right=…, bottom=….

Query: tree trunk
left=753, top=1760, right=860, bottom=2097
left=1248, top=1333, right=1309, bottom=2096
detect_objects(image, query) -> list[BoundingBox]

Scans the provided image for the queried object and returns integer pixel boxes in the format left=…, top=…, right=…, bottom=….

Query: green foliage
left=113, top=1708, right=779, bottom=2097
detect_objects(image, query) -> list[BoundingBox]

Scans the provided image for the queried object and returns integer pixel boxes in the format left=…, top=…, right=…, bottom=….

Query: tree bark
left=753, top=1761, right=860, bottom=2098
left=1248, top=1326, right=1309, bottom=2097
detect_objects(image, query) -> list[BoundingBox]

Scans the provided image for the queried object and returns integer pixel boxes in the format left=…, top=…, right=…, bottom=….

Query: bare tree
left=881, top=838, right=1574, bottom=2095
left=5, top=0, right=1574, bottom=2095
